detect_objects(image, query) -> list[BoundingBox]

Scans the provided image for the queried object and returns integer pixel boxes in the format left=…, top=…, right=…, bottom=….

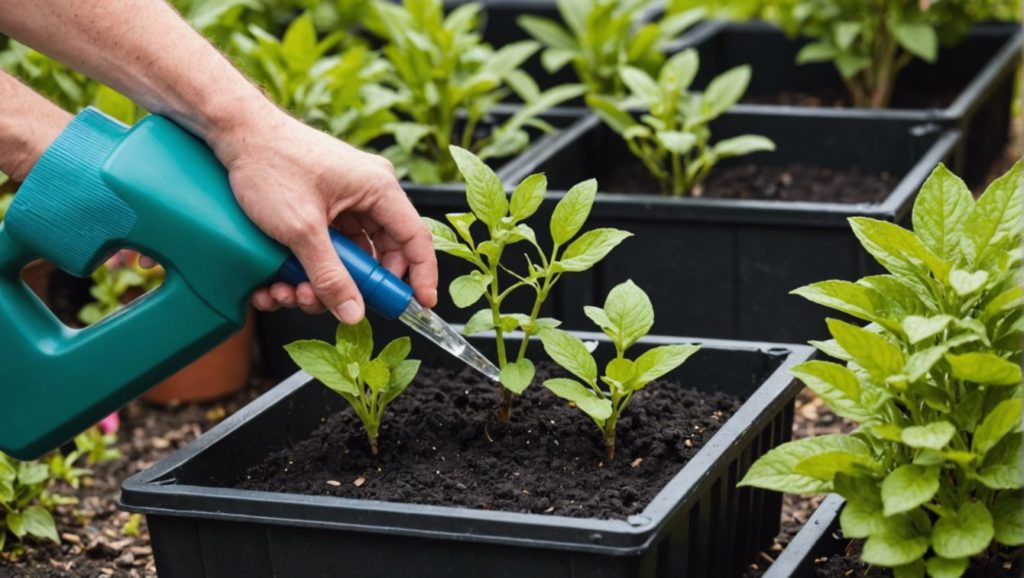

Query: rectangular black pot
left=672, top=20, right=1022, bottom=186
left=761, top=494, right=846, bottom=578
left=121, top=331, right=813, bottom=578
left=498, top=112, right=960, bottom=344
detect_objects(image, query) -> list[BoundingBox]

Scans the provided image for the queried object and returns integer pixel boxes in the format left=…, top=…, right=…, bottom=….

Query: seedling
left=519, top=0, right=704, bottom=97
left=285, top=319, right=421, bottom=455
left=740, top=162, right=1024, bottom=576
left=539, top=281, right=699, bottom=460
left=588, top=49, right=774, bottom=196
left=425, top=146, right=631, bottom=421
left=372, top=0, right=585, bottom=183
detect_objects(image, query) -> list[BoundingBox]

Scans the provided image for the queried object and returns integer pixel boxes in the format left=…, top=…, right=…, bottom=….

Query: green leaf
left=336, top=318, right=373, bottom=363
left=656, top=131, right=696, bottom=155
left=539, top=328, right=598, bottom=384
left=488, top=40, right=539, bottom=78
left=977, top=435, right=1022, bottom=490
left=833, top=21, right=861, bottom=50
left=586, top=94, right=636, bottom=134
left=509, top=173, right=547, bottom=222
left=792, top=280, right=880, bottom=324
left=19, top=506, right=59, bottom=544
left=620, top=66, right=661, bottom=103
left=17, top=462, right=49, bottom=486
left=836, top=475, right=885, bottom=538
left=383, top=359, right=420, bottom=405
left=424, top=217, right=476, bottom=261
left=712, top=135, right=775, bottom=159
left=556, top=228, right=632, bottom=272
left=893, top=22, right=938, bottom=62
left=659, top=49, right=699, bottom=92
left=604, top=358, right=635, bottom=388
left=518, top=15, right=577, bottom=51
left=362, top=358, right=391, bottom=393
left=903, top=315, right=953, bottom=344
left=835, top=53, right=872, bottom=78
left=450, top=146, right=507, bottom=227
left=378, top=337, right=411, bottom=369
left=946, top=352, right=1021, bottom=386
left=702, top=64, right=750, bottom=116
left=973, top=399, right=1022, bottom=455
left=284, top=340, right=358, bottom=395
left=827, top=318, right=904, bottom=382
left=949, top=269, right=989, bottom=297
left=849, top=217, right=947, bottom=287
left=632, top=344, right=700, bottom=387
left=796, top=41, right=836, bottom=64
left=924, top=556, right=968, bottom=578
left=550, top=179, right=597, bottom=245
left=449, top=272, right=492, bottom=309
left=992, top=492, right=1023, bottom=546
left=932, top=501, right=994, bottom=559
left=499, top=358, right=535, bottom=395
left=5, top=511, right=23, bottom=539
left=794, top=451, right=881, bottom=480
left=900, top=421, right=955, bottom=450
left=912, top=164, right=973, bottom=261
left=881, top=464, right=940, bottom=516
left=602, top=280, right=654, bottom=351
left=463, top=309, right=496, bottom=336
left=544, top=378, right=612, bottom=423
left=282, top=12, right=318, bottom=72
left=739, top=435, right=872, bottom=493
left=790, top=360, right=869, bottom=422
left=861, top=510, right=931, bottom=567
left=963, top=160, right=1022, bottom=265
left=388, top=122, right=431, bottom=152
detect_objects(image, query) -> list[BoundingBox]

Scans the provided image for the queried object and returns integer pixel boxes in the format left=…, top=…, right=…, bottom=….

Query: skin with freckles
left=0, top=1, right=438, bottom=324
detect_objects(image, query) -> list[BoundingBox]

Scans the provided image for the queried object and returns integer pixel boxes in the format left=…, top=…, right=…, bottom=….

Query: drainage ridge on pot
left=120, top=330, right=813, bottom=578
left=760, top=494, right=846, bottom=578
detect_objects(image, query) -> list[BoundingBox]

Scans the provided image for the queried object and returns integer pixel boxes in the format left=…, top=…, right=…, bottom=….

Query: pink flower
left=98, top=412, right=120, bottom=434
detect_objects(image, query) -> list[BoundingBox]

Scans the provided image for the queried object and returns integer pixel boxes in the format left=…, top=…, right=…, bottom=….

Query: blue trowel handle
left=277, top=228, right=413, bottom=320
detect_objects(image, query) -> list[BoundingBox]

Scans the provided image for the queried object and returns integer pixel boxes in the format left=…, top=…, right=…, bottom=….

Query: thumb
left=291, top=229, right=365, bottom=324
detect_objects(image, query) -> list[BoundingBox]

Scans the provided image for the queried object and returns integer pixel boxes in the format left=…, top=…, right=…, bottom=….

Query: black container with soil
left=759, top=495, right=1021, bottom=578
left=121, top=331, right=813, bottom=578
left=495, top=112, right=959, bottom=344
left=255, top=106, right=584, bottom=380
left=672, top=20, right=1022, bottom=186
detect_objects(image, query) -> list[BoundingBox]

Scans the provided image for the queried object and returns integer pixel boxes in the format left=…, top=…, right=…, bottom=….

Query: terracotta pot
left=142, top=311, right=255, bottom=406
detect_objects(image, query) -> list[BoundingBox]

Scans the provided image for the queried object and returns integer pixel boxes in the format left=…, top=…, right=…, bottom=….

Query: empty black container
left=673, top=20, right=1022, bottom=186
left=496, top=112, right=959, bottom=344
left=121, top=331, right=813, bottom=578
left=761, top=495, right=846, bottom=578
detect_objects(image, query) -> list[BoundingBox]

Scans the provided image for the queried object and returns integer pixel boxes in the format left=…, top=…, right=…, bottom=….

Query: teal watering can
left=0, top=108, right=498, bottom=460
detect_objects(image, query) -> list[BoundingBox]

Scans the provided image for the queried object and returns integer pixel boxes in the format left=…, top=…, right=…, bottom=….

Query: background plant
left=285, top=319, right=420, bottom=455
left=588, top=49, right=775, bottom=196
left=539, top=280, right=700, bottom=459
left=372, top=0, right=585, bottom=183
left=425, top=145, right=631, bottom=421
left=740, top=162, right=1023, bottom=577
left=78, top=254, right=165, bottom=326
left=519, top=0, right=704, bottom=98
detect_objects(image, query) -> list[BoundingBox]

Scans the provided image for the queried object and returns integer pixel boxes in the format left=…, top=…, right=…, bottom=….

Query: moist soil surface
left=742, top=86, right=958, bottom=110
left=810, top=541, right=1021, bottom=578
left=237, top=363, right=743, bottom=519
left=603, top=162, right=896, bottom=204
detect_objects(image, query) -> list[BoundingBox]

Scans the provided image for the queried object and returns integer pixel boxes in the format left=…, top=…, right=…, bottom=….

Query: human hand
left=207, top=102, right=438, bottom=324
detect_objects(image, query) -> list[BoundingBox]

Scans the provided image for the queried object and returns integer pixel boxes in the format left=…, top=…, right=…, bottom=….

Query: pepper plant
left=372, top=0, right=585, bottom=183
left=588, top=49, right=775, bottom=196
left=425, top=146, right=632, bottom=421
left=540, top=281, right=700, bottom=460
left=285, top=319, right=421, bottom=455
left=771, top=0, right=1014, bottom=108
left=519, top=0, right=704, bottom=98
left=740, top=161, right=1023, bottom=577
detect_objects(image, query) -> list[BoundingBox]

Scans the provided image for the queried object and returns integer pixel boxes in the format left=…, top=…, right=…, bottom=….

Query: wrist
left=2, top=102, right=72, bottom=183
left=194, top=87, right=289, bottom=167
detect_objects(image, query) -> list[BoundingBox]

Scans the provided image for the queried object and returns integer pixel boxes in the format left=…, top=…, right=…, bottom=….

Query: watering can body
left=0, top=108, right=290, bottom=460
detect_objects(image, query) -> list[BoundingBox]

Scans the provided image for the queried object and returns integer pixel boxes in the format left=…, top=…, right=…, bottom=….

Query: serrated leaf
left=539, top=328, right=597, bottom=384
left=550, top=179, right=597, bottom=245
left=882, top=464, right=940, bottom=516
left=932, top=501, right=994, bottom=559
left=901, top=421, right=955, bottom=450
left=556, top=228, right=632, bottom=272
left=284, top=340, right=358, bottom=395
left=963, top=160, right=1022, bottom=265
left=946, top=352, right=1021, bottom=386
left=509, top=173, right=547, bottom=222
left=912, top=164, right=973, bottom=261
left=739, top=435, right=872, bottom=493
left=545, top=378, right=612, bottom=423
left=499, top=358, right=535, bottom=394
left=450, top=146, right=507, bottom=227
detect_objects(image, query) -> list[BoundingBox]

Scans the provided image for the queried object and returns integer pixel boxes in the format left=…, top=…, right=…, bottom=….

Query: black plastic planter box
left=121, top=331, right=813, bottom=578
left=497, top=112, right=960, bottom=344
left=760, top=495, right=846, bottom=578
left=672, top=20, right=1022, bottom=186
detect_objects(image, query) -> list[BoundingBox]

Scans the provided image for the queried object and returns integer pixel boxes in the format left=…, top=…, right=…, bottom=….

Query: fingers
left=291, top=228, right=366, bottom=324
left=250, top=283, right=327, bottom=314
left=366, top=191, right=438, bottom=308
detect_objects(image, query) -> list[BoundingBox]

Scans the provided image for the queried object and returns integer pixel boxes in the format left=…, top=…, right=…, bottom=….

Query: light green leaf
left=793, top=280, right=881, bottom=323
left=901, top=421, right=955, bottom=450
left=659, top=48, right=699, bottom=92
left=620, top=66, right=661, bottom=103
left=836, top=475, right=885, bottom=538
left=893, top=22, right=938, bottom=61
left=378, top=337, right=411, bottom=369
left=488, top=40, right=539, bottom=78
left=932, top=501, right=994, bottom=559
left=796, top=41, right=836, bottom=64
left=712, top=135, right=775, bottom=159
left=282, top=12, right=318, bottom=72
left=973, top=399, right=1022, bottom=455
left=827, top=318, right=904, bottom=382
left=362, top=358, right=391, bottom=392
left=977, top=434, right=1022, bottom=490
left=539, top=328, right=597, bottom=383
left=284, top=340, right=358, bottom=395
left=424, top=217, right=475, bottom=261
left=603, top=280, right=654, bottom=351
left=336, top=318, right=373, bottom=363
left=861, top=510, right=931, bottom=567
left=544, top=378, right=612, bottom=423
left=385, top=359, right=419, bottom=396
left=992, top=492, right=1023, bottom=546
left=462, top=309, right=496, bottom=336
left=924, top=556, right=968, bottom=578
left=702, top=64, right=750, bottom=117
left=517, top=15, right=577, bottom=51
left=449, top=272, right=492, bottom=309
left=794, top=451, right=881, bottom=480
left=656, top=131, right=697, bottom=155
left=962, top=160, right=1022, bottom=264
left=586, top=94, right=636, bottom=134
left=19, top=506, right=59, bottom=544
left=632, top=344, right=700, bottom=387
left=833, top=21, right=861, bottom=50
left=835, top=53, right=872, bottom=78
left=388, top=122, right=431, bottom=152
left=499, top=358, right=535, bottom=394
left=946, top=352, right=1021, bottom=386
left=450, top=146, right=507, bottom=227
left=550, top=179, right=597, bottom=245
left=949, top=269, right=989, bottom=297
left=556, top=228, right=632, bottom=272
left=849, top=217, right=947, bottom=287
left=510, top=173, right=547, bottom=222
left=604, top=358, right=635, bottom=388
left=739, top=435, right=872, bottom=493
left=790, top=360, right=869, bottom=422
left=903, top=315, right=953, bottom=344
left=882, top=465, right=940, bottom=516
left=912, top=164, right=973, bottom=261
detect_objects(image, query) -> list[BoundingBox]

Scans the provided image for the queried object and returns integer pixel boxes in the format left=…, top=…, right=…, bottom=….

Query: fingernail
left=335, top=300, right=362, bottom=324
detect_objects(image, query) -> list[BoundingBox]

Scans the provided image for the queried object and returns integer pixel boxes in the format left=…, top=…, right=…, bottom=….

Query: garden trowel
left=0, top=107, right=499, bottom=460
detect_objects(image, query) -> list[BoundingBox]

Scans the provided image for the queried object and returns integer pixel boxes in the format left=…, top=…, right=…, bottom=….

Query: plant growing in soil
left=231, top=11, right=398, bottom=146
left=78, top=253, right=164, bottom=326
left=539, top=280, right=700, bottom=460
left=284, top=319, right=421, bottom=455
left=771, top=0, right=1013, bottom=108
left=519, top=0, right=704, bottom=98
left=371, top=0, right=585, bottom=183
left=425, top=146, right=631, bottom=421
left=587, top=49, right=775, bottom=196
left=740, top=162, right=1023, bottom=577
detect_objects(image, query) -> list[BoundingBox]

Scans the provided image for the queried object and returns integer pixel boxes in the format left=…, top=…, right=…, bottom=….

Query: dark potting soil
left=602, top=161, right=896, bottom=204
left=811, top=540, right=1022, bottom=578
left=237, top=363, right=744, bottom=519
left=742, top=85, right=958, bottom=110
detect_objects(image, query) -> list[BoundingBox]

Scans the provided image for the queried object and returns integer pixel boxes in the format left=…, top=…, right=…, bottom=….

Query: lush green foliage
left=588, top=49, right=774, bottom=196
left=285, top=319, right=420, bottom=455
left=78, top=254, right=165, bottom=326
left=372, top=0, right=585, bottom=183
left=771, top=0, right=1014, bottom=108
left=519, top=0, right=704, bottom=98
left=1, top=428, right=121, bottom=552
left=540, top=281, right=700, bottom=459
left=425, top=146, right=631, bottom=420
left=740, top=162, right=1023, bottom=576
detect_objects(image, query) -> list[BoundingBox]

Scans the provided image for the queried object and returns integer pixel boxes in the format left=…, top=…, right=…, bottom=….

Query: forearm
left=0, top=0, right=274, bottom=152
left=0, top=70, right=72, bottom=181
